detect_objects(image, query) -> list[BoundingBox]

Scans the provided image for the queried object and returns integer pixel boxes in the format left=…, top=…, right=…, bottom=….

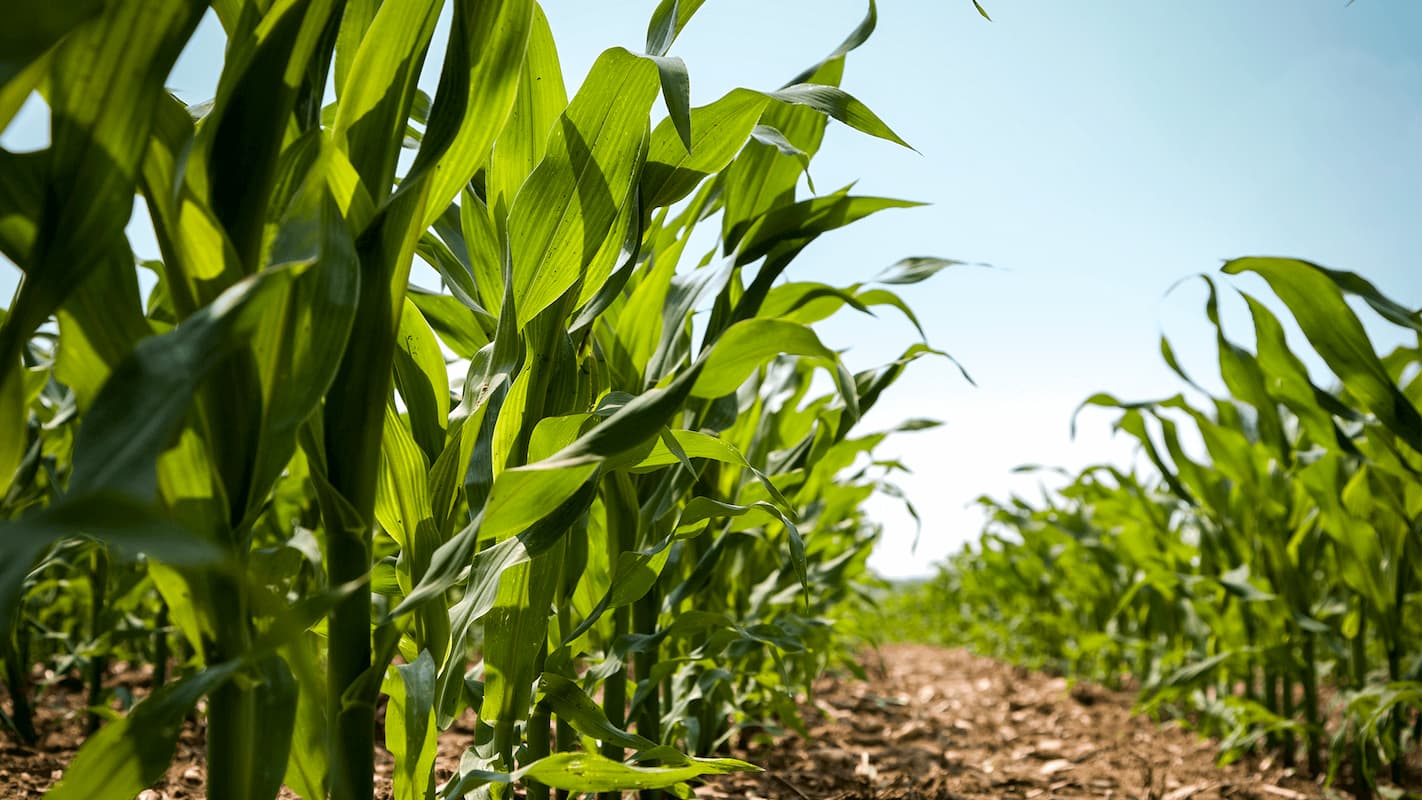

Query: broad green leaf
left=1223, top=257, right=1422, bottom=452
left=245, top=160, right=361, bottom=511
left=0, top=0, right=205, bottom=393
left=0, top=56, right=49, bottom=133
left=387, top=464, right=598, bottom=619
left=0, top=354, right=23, bottom=490
left=280, top=634, right=329, bottom=800
left=45, top=662, right=241, bottom=800
left=734, top=193, right=923, bottom=267
left=487, top=4, right=567, bottom=219
left=517, top=752, right=757, bottom=793
left=1199, top=277, right=1287, bottom=459
left=333, top=0, right=379, bottom=94
left=579, top=542, right=672, bottom=634
left=0, top=0, right=106, bottom=88
left=749, top=124, right=813, bottom=182
left=646, top=54, right=693, bottom=152
left=480, top=551, right=558, bottom=731
left=410, top=289, right=492, bottom=358
left=721, top=59, right=841, bottom=253
left=676, top=496, right=806, bottom=590
left=383, top=650, right=439, bottom=800
left=375, top=403, right=434, bottom=554
left=645, top=0, right=709, bottom=57
left=459, top=188, right=505, bottom=309
left=641, top=89, right=771, bottom=209
left=54, top=249, right=154, bottom=411
left=690, top=319, right=836, bottom=399
left=249, top=654, right=300, bottom=800
left=508, top=47, right=660, bottom=326
left=393, top=295, right=451, bottom=460
left=535, top=673, right=654, bottom=750
left=410, top=0, right=533, bottom=229
left=764, top=83, right=910, bottom=149
left=68, top=265, right=303, bottom=502
left=186, top=0, right=342, bottom=267
left=331, top=0, right=445, bottom=197
left=1240, top=292, right=1358, bottom=453
left=0, top=149, right=44, bottom=265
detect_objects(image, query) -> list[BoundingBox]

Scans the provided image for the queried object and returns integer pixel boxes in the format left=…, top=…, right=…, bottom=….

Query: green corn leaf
left=508, top=47, right=660, bottom=326
left=854, top=288, right=927, bottom=339
left=645, top=0, right=709, bottom=57
left=1223, top=257, right=1422, bottom=452
left=45, top=661, right=242, bottom=800
left=646, top=54, right=693, bottom=153
left=0, top=150, right=44, bottom=264
left=690, top=319, right=837, bottom=399
left=393, top=295, right=451, bottom=460
left=517, top=751, right=758, bottom=793
left=641, top=89, right=771, bottom=209
left=1198, top=277, right=1288, bottom=459
left=68, top=265, right=303, bottom=503
left=244, top=160, right=362, bottom=513
left=249, top=654, right=301, bottom=800
left=749, top=124, right=814, bottom=184
left=721, top=59, right=841, bottom=253
left=333, top=0, right=379, bottom=95
left=734, top=193, right=924, bottom=267
left=782, top=0, right=877, bottom=87
left=0, top=0, right=205, bottom=390
left=676, top=497, right=807, bottom=593
left=331, top=0, right=444, bottom=197
left=480, top=551, right=559, bottom=731
left=388, top=464, right=599, bottom=619
left=186, top=0, right=342, bottom=267
left=383, top=650, right=439, bottom=800
left=535, top=673, right=655, bottom=750
left=460, top=188, right=505, bottom=310
left=375, top=403, right=435, bottom=555
left=0, top=0, right=106, bottom=89
left=874, top=256, right=967, bottom=285
left=764, top=83, right=910, bottom=149
left=280, top=634, right=329, bottom=800
left=0, top=55, right=49, bottom=132
left=0, top=353, right=23, bottom=491
left=53, top=249, right=154, bottom=411
left=410, top=289, right=492, bottom=358
left=410, top=0, right=533, bottom=229
left=1240, top=292, right=1359, bottom=453
left=487, top=4, right=567, bottom=219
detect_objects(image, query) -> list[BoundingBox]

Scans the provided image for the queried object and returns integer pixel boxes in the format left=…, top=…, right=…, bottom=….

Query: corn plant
left=895, top=260, right=1421, bottom=795
left=1, top=1, right=968, bottom=798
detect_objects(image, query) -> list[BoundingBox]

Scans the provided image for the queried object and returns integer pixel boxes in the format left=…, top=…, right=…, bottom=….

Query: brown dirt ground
left=3, top=643, right=1415, bottom=799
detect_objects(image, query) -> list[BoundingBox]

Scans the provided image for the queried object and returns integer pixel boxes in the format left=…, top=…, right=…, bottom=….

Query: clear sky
left=4, top=1, right=1419, bottom=578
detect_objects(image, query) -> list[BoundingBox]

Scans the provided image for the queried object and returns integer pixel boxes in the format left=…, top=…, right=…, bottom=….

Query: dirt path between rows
left=1, top=644, right=1373, bottom=799
left=702, top=643, right=1339, bottom=800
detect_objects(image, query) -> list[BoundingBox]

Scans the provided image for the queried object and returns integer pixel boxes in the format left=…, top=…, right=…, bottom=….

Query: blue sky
left=3, top=1, right=1419, bottom=577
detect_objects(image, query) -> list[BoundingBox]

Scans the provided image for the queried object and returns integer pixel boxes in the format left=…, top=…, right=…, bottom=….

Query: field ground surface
left=4, top=644, right=1411, bottom=799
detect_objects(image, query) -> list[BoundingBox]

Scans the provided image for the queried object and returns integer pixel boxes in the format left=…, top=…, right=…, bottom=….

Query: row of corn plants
left=0, top=1, right=966, bottom=798
left=883, top=260, right=1421, bottom=796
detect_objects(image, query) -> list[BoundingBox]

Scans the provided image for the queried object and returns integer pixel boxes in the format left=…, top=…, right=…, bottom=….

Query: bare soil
left=3, top=644, right=1412, bottom=799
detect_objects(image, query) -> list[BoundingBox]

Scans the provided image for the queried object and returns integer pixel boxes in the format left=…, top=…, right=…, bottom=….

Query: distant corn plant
left=0, top=1, right=967, bottom=798
left=900, top=260, right=1421, bottom=796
